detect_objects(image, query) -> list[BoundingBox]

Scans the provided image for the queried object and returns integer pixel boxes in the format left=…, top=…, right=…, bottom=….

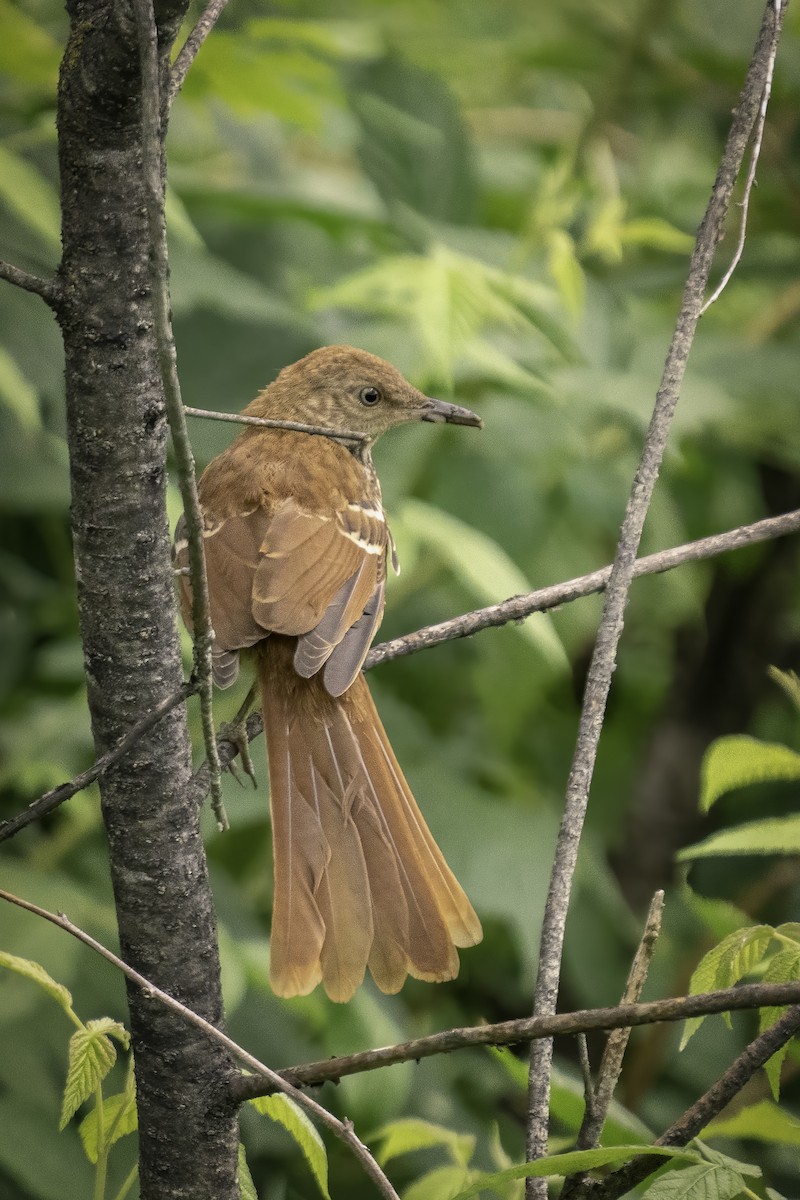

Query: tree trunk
left=55, top=3, right=238, bottom=1195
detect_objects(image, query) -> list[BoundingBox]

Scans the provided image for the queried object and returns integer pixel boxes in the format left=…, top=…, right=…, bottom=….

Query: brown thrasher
left=174, top=346, right=483, bottom=1001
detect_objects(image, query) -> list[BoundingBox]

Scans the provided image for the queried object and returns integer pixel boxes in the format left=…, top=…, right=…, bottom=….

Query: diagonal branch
left=0, top=684, right=195, bottom=844
left=585, top=1003, right=800, bottom=1200
left=524, top=4, right=787, bottom=1190
left=0, top=887, right=400, bottom=1200
left=168, top=0, right=230, bottom=105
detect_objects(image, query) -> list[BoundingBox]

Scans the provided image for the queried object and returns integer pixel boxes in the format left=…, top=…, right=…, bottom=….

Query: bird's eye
left=359, top=386, right=381, bottom=407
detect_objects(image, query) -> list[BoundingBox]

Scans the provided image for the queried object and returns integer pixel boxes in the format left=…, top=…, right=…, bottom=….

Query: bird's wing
left=253, top=498, right=387, bottom=688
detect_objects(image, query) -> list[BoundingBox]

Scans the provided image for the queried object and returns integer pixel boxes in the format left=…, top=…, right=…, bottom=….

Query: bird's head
left=248, top=345, right=482, bottom=442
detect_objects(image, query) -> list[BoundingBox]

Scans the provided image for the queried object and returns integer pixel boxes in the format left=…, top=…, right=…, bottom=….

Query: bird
left=174, top=345, right=483, bottom=1002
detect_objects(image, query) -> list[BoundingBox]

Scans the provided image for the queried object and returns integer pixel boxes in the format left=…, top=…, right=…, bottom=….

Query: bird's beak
left=420, top=396, right=483, bottom=428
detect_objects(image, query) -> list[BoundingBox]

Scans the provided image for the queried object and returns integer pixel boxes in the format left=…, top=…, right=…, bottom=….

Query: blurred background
left=1, top=0, right=800, bottom=1196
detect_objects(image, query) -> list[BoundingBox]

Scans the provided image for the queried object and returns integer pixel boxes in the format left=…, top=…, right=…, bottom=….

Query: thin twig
left=367, top=507, right=800, bottom=670
left=525, top=6, right=787, bottom=1192
left=585, top=1004, right=800, bottom=1200
left=0, top=888, right=400, bottom=1200
left=190, top=507, right=800, bottom=789
left=231, top=979, right=800, bottom=1099
left=184, top=405, right=367, bottom=444
left=562, top=891, right=665, bottom=1200
left=168, top=0, right=231, bottom=105
left=0, top=684, right=195, bottom=844
left=0, top=259, right=60, bottom=307
left=700, top=0, right=783, bottom=315
left=131, top=0, right=226, bottom=829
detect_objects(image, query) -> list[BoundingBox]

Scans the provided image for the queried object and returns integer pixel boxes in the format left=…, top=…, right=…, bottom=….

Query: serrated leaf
left=399, top=499, right=568, bottom=674
left=449, top=1146, right=695, bottom=1199
left=681, top=927, right=773, bottom=1048
left=680, top=817, right=800, bottom=860
left=238, top=1143, right=258, bottom=1200
left=699, top=736, right=800, bottom=812
left=640, top=1162, right=746, bottom=1200
left=0, top=146, right=60, bottom=248
left=0, top=950, right=74, bottom=1014
left=60, top=1020, right=127, bottom=1130
left=78, top=1086, right=137, bottom=1164
left=248, top=1093, right=329, bottom=1198
left=756, top=948, right=800, bottom=1101
left=705, top=1098, right=800, bottom=1146
left=372, top=1117, right=476, bottom=1169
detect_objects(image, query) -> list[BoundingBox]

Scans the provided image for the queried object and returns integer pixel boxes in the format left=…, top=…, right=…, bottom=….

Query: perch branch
left=183, top=404, right=368, bottom=444
left=132, top=0, right=226, bottom=827
left=0, top=888, right=400, bottom=1200
left=232, top=979, right=800, bottom=1098
left=525, top=4, right=787, bottom=1191
left=169, top=0, right=230, bottom=104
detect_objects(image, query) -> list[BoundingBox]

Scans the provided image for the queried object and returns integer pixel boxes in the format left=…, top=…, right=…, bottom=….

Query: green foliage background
left=1, top=0, right=800, bottom=1196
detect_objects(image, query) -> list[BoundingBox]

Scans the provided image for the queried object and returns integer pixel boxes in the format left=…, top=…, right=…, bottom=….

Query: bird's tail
left=256, top=636, right=482, bottom=1002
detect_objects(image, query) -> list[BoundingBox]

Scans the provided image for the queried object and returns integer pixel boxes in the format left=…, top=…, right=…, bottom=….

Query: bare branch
left=586, top=1004, right=800, bottom=1200
left=232, top=979, right=800, bottom=1099
left=0, top=259, right=59, bottom=307
left=0, top=888, right=400, bottom=1200
left=700, top=0, right=784, bottom=314
left=190, top=507, right=800, bottom=790
left=525, top=5, right=788, bottom=1190
left=132, top=0, right=226, bottom=828
left=0, top=684, right=195, bottom=844
left=168, top=0, right=230, bottom=105
left=184, top=404, right=368, bottom=445
left=368, top=507, right=800, bottom=670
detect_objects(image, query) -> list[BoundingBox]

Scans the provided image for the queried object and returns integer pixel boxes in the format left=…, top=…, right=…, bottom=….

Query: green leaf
left=0, top=950, right=74, bottom=1015
left=0, top=0, right=61, bottom=86
left=640, top=1162, right=747, bottom=1200
left=0, top=146, right=61, bottom=248
left=680, top=817, right=800, bottom=861
left=78, top=1087, right=138, bottom=1164
left=620, top=217, right=695, bottom=254
left=768, top=667, right=800, bottom=712
left=399, top=499, right=569, bottom=674
left=238, top=1144, right=258, bottom=1200
left=372, top=1117, right=475, bottom=1169
left=755, top=947, right=800, bottom=1100
left=705, top=1098, right=800, bottom=1146
left=405, top=1164, right=474, bottom=1200
left=310, top=244, right=574, bottom=390
left=449, top=1147, right=695, bottom=1199
left=700, top=736, right=800, bottom=812
left=60, top=1019, right=129, bottom=1130
left=681, top=927, right=774, bottom=1048
left=248, top=1093, right=329, bottom=1198
left=0, top=347, right=40, bottom=429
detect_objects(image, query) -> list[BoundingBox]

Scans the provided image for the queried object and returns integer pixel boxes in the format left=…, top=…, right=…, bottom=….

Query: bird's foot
left=218, top=683, right=258, bottom=788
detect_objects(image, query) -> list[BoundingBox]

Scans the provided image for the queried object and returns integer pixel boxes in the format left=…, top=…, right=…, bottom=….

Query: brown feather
left=258, top=638, right=479, bottom=1001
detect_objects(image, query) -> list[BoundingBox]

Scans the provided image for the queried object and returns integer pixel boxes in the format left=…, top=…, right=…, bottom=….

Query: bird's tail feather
left=256, top=637, right=482, bottom=1002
